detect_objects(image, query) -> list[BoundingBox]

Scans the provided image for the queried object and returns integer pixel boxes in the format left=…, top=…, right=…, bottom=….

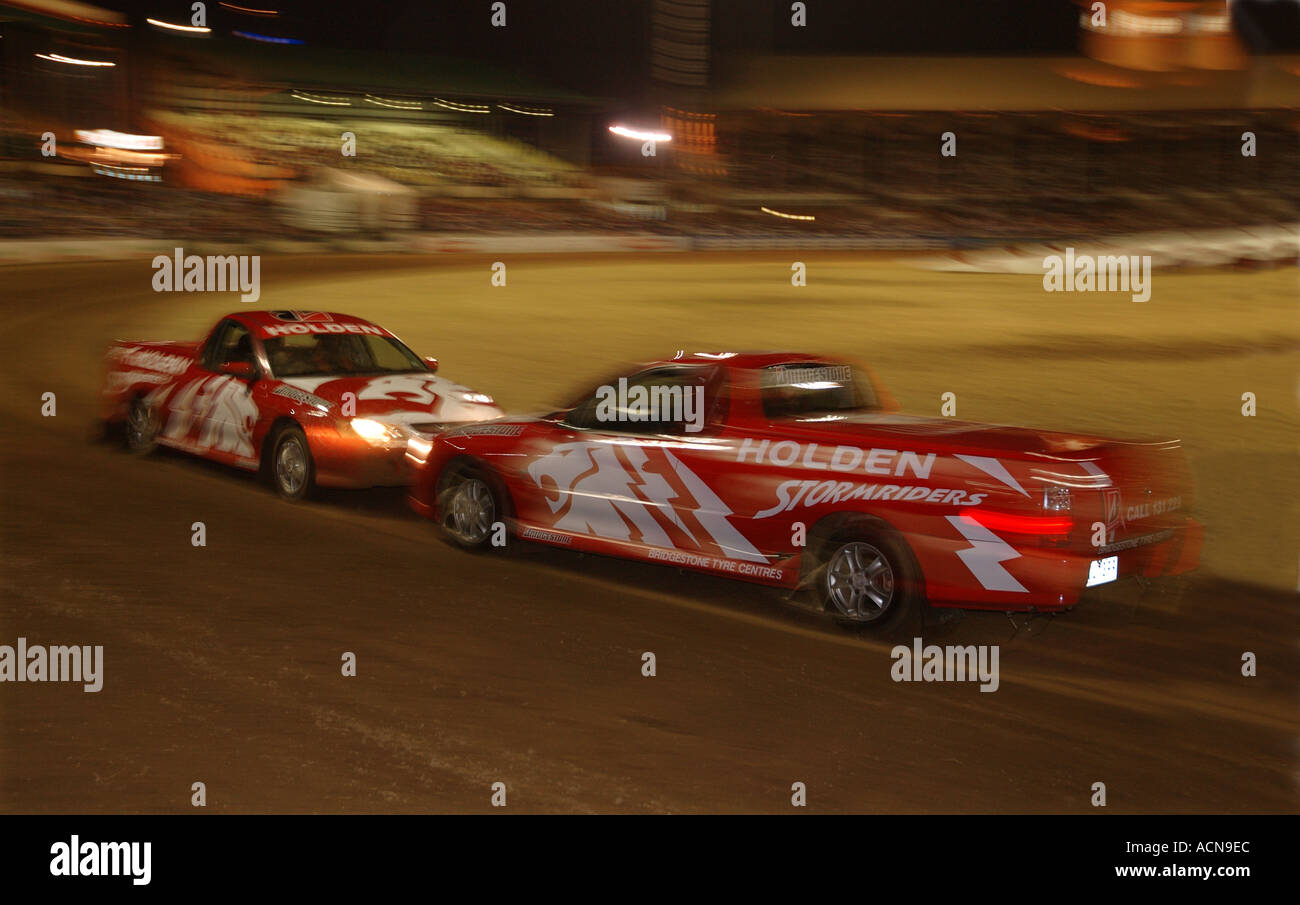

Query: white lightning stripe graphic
left=664, top=450, right=767, bottom=563
left=623, top=446, right=697, bottom=542
left=1080, top=461, right=1112, bottom=486
left=955, top=454, right=1029, bottom=496
left=584, top=446, right=673, bottom=547
left=945, top=515, right=1028, bottom=593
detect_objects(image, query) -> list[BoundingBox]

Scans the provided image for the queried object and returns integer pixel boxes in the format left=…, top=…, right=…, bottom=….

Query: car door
left=158, top=319, right=261, bottom=466
left=155, top=335, right=219, bottom=453
left=523, top=365, right=764, bottom=563
left=199, top=320, right=263, bottom=466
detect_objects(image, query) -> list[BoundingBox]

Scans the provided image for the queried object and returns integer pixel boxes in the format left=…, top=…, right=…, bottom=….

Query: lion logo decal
left=527, top=441, right=766, bottom=563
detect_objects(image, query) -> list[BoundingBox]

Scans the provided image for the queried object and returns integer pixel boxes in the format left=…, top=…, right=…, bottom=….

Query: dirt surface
left=1, top=253, right=1296, bottom=813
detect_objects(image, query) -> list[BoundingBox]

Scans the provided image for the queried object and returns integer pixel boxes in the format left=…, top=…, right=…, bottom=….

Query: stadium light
left=760, top=206, right=815, bottom=221
left=219, top=2, right=280, bottom=14
left=234, top=31, right=303, bottom=44
left=74, top=130, right=163, bottom=151
left=290, top=90, right=351, bottom=106
left=365, top=94, right=421, bottom=110
left=35, top=52, right=115, bottom=67
left=432, top=98, right=490, bottom=114
left=146, top=18, right=212, bottom=34
left=609, top=125, right=672, bottom=143
left=498, top=103, right=554, bottom=117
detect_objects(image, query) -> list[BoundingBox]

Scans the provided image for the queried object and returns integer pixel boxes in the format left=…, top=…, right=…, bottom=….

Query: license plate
left=1086, top=555, right=1119, bottom=587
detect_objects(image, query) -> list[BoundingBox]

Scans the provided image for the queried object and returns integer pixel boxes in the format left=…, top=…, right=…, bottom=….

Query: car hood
left=277, top=372, right=501, bottom=425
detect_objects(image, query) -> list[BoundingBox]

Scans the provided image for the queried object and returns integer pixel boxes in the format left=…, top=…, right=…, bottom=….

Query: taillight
left=960, top=510, right=1073, bottom=536
left=1043, top=485, right=1072, bottom=512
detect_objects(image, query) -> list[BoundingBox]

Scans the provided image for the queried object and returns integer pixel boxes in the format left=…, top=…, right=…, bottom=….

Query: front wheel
left=124, top=397, right=159, bottom=454
left=271, top=425, right=314, bottom=501
left=815, top=531, right=917, bottom=629
left=438, top=467, right=502, bottom=549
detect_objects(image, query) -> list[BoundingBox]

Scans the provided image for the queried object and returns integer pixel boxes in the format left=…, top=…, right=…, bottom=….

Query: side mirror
left=423, top=356, right=439, bottom=373
left=220, top=360, right=257, bottom=380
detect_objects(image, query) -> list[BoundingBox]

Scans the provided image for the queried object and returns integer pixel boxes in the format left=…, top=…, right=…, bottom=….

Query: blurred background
left=1, top=0, right=1296, bottom=247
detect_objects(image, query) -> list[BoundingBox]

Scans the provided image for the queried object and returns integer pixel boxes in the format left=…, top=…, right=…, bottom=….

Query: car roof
left=650, top=351, right=837, bottom=370
left=223, top=310, right=382, bottom=330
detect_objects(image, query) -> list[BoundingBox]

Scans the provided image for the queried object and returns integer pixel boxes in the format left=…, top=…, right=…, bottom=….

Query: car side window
left=563, top=366, right=728, bottom=436
left=202, top=320, right=254, bottom=372
left=760, top=361, right=877, bottom=419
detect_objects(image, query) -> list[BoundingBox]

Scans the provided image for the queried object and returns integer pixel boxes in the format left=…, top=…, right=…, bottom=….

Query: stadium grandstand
left=1, top=0, right=1296, bottom=245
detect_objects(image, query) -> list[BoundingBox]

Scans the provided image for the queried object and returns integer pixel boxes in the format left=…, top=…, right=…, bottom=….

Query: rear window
left=760, top=362, right=880, bottom=419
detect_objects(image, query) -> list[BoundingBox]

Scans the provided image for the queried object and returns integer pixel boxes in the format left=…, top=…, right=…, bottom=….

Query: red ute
left=102, top=310, right=503, bottom=499
left=408, top=352, right=1201, bottom=626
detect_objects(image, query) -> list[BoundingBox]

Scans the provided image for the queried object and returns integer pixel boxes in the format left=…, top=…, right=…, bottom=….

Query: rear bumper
left=1035, top=516, right=1203, bottom=609
left=1099, top=516, right=1203, bottom=580
left=925, top=516, right=1203, bottom=612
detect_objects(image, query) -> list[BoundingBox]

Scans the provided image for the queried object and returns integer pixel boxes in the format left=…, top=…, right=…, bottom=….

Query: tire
left=270, top=424, right=314, bottom=501
left=812, top=526, right=918, bottom=630
left=124, top=396, right=159, bottom=455
left=437, top=465, right=503, bottom=550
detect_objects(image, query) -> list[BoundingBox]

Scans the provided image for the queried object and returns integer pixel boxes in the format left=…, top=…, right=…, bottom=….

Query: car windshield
left=759, top=362, right=881, bottom=419
left=265, top=333, right=425, bottom=378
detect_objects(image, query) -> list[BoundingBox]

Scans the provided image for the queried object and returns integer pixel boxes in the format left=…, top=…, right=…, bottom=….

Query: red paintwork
left=101, top=310, right=502, bottom=488
left=408, top=352, right=1201, bottom=611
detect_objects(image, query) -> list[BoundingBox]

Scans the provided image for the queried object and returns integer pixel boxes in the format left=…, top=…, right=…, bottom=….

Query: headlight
left=350, top=418, right=404, bottom=444
left=1042, top=485, right=1071, bottom=512
left=457, top=392, right=495, bottom=405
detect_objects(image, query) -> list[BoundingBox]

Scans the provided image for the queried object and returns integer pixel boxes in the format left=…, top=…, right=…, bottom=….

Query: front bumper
left=307, top=423, right=417, bottom=489
left=315, top=444, right=414, bottom=488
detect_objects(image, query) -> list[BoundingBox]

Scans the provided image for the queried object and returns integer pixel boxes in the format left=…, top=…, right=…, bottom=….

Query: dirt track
left=1, top=253, right=1296, bottom=813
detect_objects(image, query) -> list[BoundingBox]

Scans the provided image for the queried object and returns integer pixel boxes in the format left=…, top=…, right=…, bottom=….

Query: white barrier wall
left=2, top=226, right=1294, bottom=266
left=406, top=233, right=691, bottom=254
left=915, top=225, right=1300, bottom=273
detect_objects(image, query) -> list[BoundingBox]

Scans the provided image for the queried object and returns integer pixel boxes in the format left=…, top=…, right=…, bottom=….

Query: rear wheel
left=271, top=425, right=314, bottom=501
left=813, top=527, right=917, bottom=630
left=124, top=397, right=158, bottom=454
left=438, top=466, right=502, bottom=549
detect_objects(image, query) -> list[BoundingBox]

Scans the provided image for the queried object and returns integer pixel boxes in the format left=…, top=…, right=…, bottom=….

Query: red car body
left=102, top=310, right=502, bottom=492
left=408, top=352, right=1201, bottom=613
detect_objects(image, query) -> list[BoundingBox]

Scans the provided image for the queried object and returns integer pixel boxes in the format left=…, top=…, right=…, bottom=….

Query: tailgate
left=1081, top=439, right=1193, bottom=551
